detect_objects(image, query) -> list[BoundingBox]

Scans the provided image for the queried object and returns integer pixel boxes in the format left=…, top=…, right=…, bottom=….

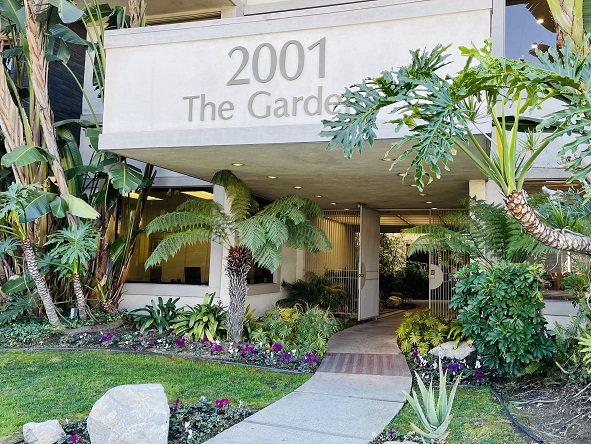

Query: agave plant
left=129, top=296, right=180, bottom=333
left=402, top=360, right=461, bottom=441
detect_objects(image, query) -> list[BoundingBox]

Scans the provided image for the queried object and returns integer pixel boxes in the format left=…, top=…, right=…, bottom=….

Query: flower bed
left=56, top=396, right=255, bottom=444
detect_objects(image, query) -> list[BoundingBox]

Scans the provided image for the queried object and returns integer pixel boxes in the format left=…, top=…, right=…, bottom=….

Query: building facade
left=94, top=0, right=570, bottom=317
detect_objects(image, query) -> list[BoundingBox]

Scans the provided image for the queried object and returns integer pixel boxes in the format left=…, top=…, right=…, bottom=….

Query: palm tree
left=46, top=222, right=100, bottom=320
left=404, top=198, right=554, bottom=267
left=321, top=36, right=591, bottom=253
left=144, top=170, right=332, bottom=342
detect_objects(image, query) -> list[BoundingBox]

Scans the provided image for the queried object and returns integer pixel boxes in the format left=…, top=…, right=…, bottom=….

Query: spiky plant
left=405, top=198, right=554, bottom=268
left=46, top=222, right=100, bottom=320
left=145, top=170, right=332, bottom=342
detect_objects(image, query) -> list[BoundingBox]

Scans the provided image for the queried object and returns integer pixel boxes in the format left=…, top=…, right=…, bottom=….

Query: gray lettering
left=292, top=96, right=304, bottom=117
left=253, top=43, right=277, bottom=84
left=248, top=91, right=271, bottom=119
left=324, top=94, right=341, bottom=115
left=304, top=86, right=323, bottom=116
left=183, top=95, right=200, bottom=122
left=219, top=101, right=234, bottom=120
left=199, top=94, right=216, bottom=121
left=280, top=40, right=304, bottom=81
left=274, top=98, right=290, bottom=118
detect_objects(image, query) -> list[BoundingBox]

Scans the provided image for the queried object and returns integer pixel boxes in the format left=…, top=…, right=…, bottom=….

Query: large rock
left=385, top=292, right=404, bottom=308
left=87, top=383, right=169, bottom=444
left=23, top=419, right=64, bottom=444
left=429, top=340, right=475, bottom=360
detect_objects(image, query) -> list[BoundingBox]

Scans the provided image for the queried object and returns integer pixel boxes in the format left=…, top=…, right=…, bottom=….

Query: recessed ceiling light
left=536, top=18, right=544, bottom=24
left=315, top=195, right=323, bottom=198
left=231, top=163, right=244, bottom=166
left=418, top=193, right=427, bottom=197
left=344, top=208, right=350, bottom=211
left=267, top=175, right=277, bottom=179
left=397, top=172, right=406, bottom=177
left=330, top=202, right=337, bottom=205
left=410, top=184, right=417, bottom=187
left=431, top=207, right=438, bottom=210
left=294, top=186, right=302, bottom=189
left=426, top=201, right=433, bottom=204
left=382, top=157, right=393, bottom=162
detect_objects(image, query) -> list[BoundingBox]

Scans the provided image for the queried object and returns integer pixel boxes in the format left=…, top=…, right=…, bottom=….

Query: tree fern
left=145, top=228, right=214, bottom=268
left=211, top=170, right=254, bottom=221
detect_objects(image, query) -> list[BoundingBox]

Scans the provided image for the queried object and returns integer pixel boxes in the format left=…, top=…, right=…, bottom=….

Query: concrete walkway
left=205, top=311, right=412, bottom=444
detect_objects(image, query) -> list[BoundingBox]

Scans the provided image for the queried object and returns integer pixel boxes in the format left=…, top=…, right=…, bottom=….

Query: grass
left=0, top=350, right=310, bottom=441
left=387, top=386, right=532, bottom=444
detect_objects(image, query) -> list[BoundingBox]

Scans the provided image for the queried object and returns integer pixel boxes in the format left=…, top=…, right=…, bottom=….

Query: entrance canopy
left=100, top=0, right=492, bottom=210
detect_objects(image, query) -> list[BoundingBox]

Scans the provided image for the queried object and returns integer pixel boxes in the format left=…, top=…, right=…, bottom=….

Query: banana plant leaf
left=47, top=0, right=84, bottom=23
left=1, top=145, right=48, bottom=168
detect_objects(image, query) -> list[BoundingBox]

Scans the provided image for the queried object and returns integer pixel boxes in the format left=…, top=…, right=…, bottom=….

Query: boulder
left=87, top=383, right=169, bottom=444
left=429, top=340, right=475, bottom=360
left=385, top=292, right=404, bottom=308
left=23, top=419, right=64, bottom=444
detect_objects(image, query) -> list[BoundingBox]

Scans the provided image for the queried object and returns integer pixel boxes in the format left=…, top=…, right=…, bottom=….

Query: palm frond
left=211, top=170, right=253, bottom=221
left=145, top=228, right=213, bottom=268
left=251, top=241, right=283, bottom=272
left=285, top=220, right=332, bottom=253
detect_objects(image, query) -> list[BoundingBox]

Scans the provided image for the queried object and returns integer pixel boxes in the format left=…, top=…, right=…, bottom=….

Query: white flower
left=184, top=421, right=190, bottom=430
left=475, top=360, right=481, bottom=369
left=433, top=362, right=437, bottom=369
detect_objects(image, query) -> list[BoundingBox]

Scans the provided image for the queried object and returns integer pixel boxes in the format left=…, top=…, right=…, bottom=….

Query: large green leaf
left=49, top=195, right=68, bottom=218
left=109, top=236, right=126, bottom=264
left=49, top=24, right=89, bottom=46
left=1, top=145, right=47, bottom=168
left=60, top=194, right=99, bottom=219
left=47, top=0, right=84, bottom=23
left=0, top=0, right=25, bottom=30
left=22, top=192, right=56, bottom=222
left=105, top=162, right=143, bottom=194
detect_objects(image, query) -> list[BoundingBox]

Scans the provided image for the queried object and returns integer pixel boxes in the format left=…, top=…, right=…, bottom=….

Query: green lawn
left=0, top=350, right=310, bottom=442
left=388, top=386, right=532, bottom=444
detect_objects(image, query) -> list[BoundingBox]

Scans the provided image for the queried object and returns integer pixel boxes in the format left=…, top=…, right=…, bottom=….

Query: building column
left=209, top=185, right=231, bottom=306
left=469, top=179, right=504, bottom=205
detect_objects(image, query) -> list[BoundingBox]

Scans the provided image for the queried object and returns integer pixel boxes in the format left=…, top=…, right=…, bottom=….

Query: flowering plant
left=409, top=347, right=490, bottom=384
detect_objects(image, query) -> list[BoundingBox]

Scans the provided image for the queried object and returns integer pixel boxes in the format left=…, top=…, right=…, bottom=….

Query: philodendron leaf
left=1, top=145, right=47, bottom=168
left=105, top=162, right=143, bottom=194
left=60, top=194, right=100, bottom=219
left=47, top=0, right=84, bottom=23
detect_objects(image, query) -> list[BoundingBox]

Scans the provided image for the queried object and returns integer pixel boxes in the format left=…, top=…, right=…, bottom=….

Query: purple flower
left=475, top=370, right=484, bottom=382
left=302, top=352, right=317, bottom=364
left=148, top=341, right=155, bottom=347
left=448, top=362, right=460, bottom=372
left=215, top=398, right=230, bottom=409
left=175, top=337, right=185, bottom=348
left=101, top=333, right=113, bottom=342
left=272, top=342, right=283, bottom=353
left=279, top=352, right=292, bottom=362
left=70, top=436, right=77, bottom=443
left=173, top=397, right=180, bottom=412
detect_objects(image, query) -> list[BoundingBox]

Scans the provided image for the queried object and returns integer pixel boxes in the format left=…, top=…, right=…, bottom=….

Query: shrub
left=280, top=271, right=349, bottom=311
left=450, top=261, right=554, bottom=376
left=130, top=297, right=180, bottom=333
left=396, top=309, right=451, bottom=355
left=172, top=293, right=227, bottom=341
left=250, top=305, right=339, bottom=358
left=0, top=320, right=58, bottom=346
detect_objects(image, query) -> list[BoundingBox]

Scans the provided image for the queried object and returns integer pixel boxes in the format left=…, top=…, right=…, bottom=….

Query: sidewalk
left=205, top=310, right=412, bottom=444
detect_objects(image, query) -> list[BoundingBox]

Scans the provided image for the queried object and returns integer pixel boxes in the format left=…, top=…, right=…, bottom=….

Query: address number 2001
left=227, top=37, right=326, bottom=86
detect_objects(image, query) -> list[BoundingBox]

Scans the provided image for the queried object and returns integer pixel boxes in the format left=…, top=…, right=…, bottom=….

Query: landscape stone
left=23, top=419, right=64, bottom=444
left=385, top=293, right=404, bottom=308
left=428, top=340, right=475, bottom=360
left=87, top=383, right=169, bottom=444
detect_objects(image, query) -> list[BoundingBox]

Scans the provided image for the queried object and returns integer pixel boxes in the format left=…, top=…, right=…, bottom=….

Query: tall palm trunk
left=21, top=238, right=64, bottom=329
left=72, top=272, right=88, bottom=320
left=226, top=246, right=251, bottom=343
left=504, top=190, right=591, bottom=252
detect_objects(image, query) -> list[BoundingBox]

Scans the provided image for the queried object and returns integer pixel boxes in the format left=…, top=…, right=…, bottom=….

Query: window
left=121, top=188, right=214, bottom=285
left=505, top=1, right=556, bottom=62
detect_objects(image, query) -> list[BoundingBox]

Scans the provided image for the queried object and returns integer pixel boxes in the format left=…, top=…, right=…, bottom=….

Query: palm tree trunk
left=226, top=246, right=251, bottom=343
left=128, top=0, right=147, bottom=28
left=21, top=238, right=64, bottom=330
left=504, top=190, right=591, bottom=252
left=72, top=272, right=88, bottom=320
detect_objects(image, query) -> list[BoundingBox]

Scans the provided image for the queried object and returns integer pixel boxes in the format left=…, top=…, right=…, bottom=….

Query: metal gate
left=304, top=210, right=360, bottom=313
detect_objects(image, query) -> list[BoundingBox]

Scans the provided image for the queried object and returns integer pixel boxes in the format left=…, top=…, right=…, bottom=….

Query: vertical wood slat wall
left=304, top=210, right=360, bottom=313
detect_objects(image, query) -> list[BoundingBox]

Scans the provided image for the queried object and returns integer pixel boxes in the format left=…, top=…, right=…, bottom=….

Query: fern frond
left=251, top=241, right=283, bottom=272
left=211, top=170, right=253, bottom=221
left=145, top=228, right=213, bottom=268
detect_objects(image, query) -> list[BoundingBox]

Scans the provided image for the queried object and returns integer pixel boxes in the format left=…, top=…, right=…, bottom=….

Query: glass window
left=506, top=1, right=556, bottom=62
left=121, top=188, right=214, bottom=285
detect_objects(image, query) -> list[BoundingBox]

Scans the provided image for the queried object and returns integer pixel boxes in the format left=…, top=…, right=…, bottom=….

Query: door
left=358, top=206, right=380, bottom=321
